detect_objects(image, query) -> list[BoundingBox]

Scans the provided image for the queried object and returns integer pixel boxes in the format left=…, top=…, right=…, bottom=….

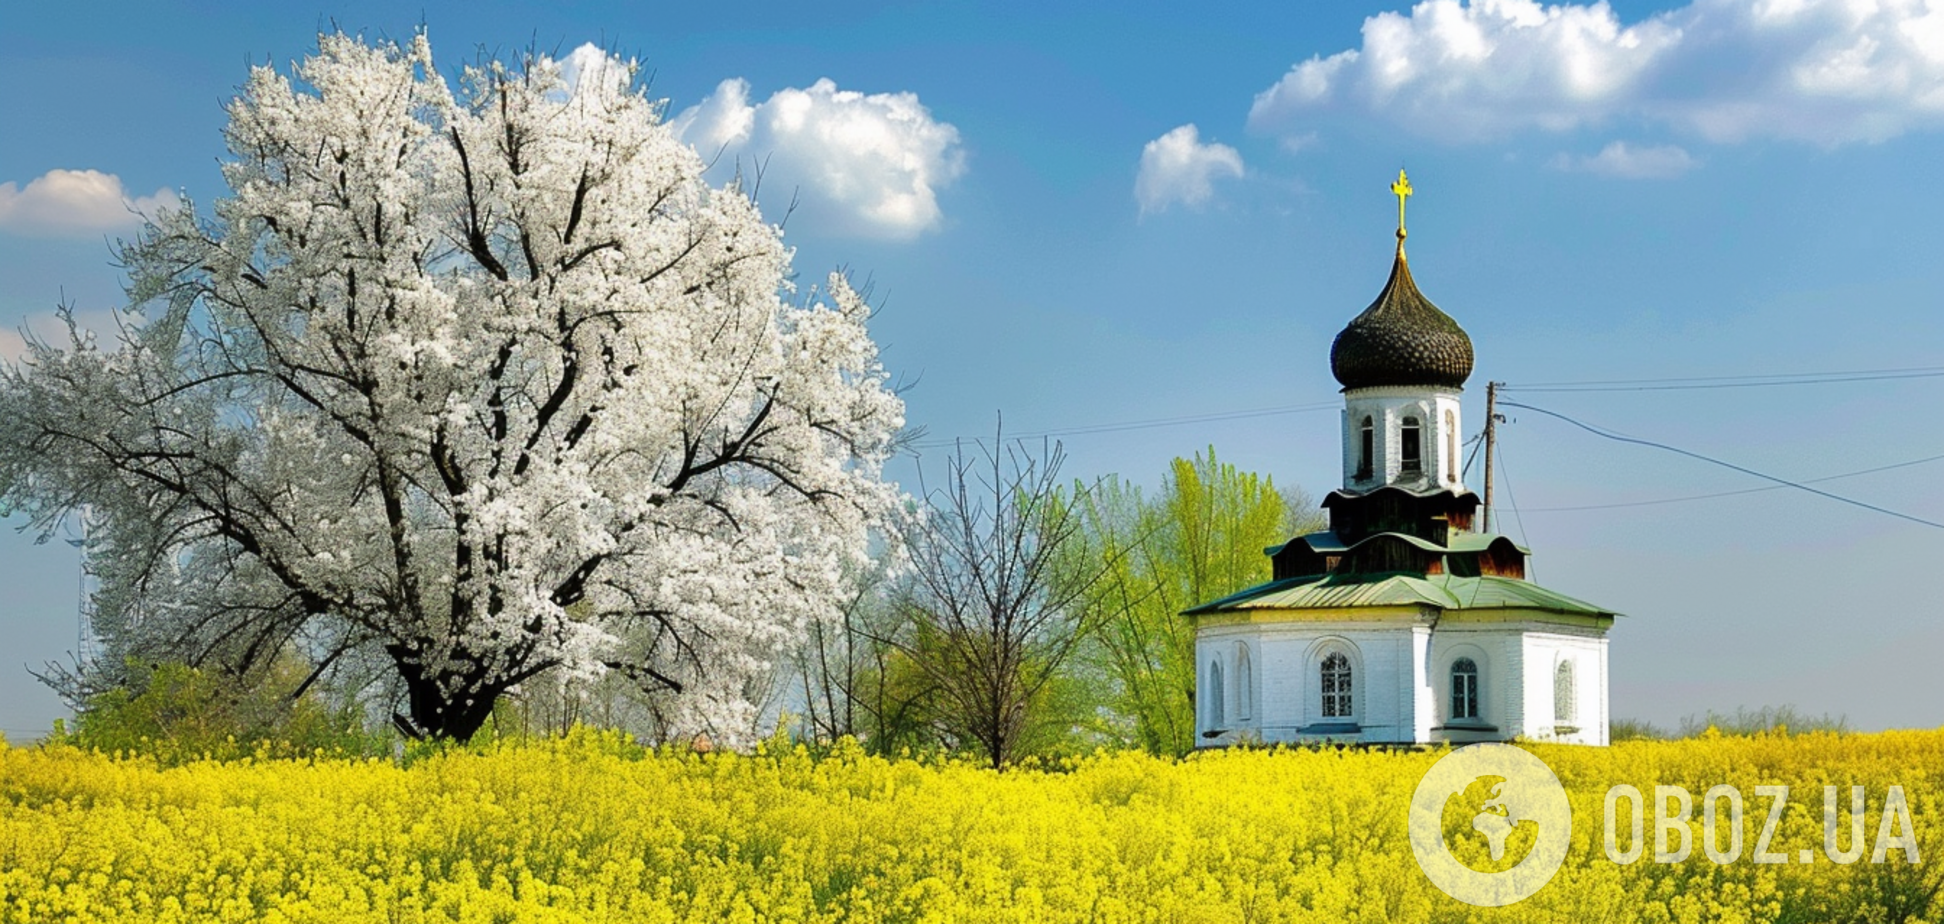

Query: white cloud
left=672, top=76, right=965, bottom=241
left=1134, top=124, right=1246, bottom=215
left=1550, top=141, right=1699, bottom=178
left=674, top=77, right=757, bottom=153
left=558, top=42, right=632, bottom=99
left=0, top=169, right=178, bottom=238
left=1249, top=0, right=1944, bottom=146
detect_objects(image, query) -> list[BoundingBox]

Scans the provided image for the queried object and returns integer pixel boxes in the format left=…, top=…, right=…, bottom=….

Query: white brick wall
left=1200, top=615, right=1429, bottom=746
left=1340, top=386, right=1465, bottom=493
left=1519, top=632, right=1610, bottom=745
left=1196, top=613, right=1611, bottom=748
left=1427, top=627, right=1523, bottom=740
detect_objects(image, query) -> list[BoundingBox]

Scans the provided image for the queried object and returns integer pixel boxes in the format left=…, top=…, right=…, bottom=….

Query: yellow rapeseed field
left=1, top=729, right=1936, bottom=923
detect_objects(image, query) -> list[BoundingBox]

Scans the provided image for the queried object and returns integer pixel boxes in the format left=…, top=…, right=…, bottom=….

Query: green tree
left=53, top=657, right=382, bottom=764
left=1075, top=448, right=1320, bottom=756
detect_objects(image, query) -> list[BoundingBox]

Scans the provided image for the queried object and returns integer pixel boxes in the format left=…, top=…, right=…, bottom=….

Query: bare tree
left=893, top=434, right=1111, bottom=768
left=793, top=572, right=939, bottom=753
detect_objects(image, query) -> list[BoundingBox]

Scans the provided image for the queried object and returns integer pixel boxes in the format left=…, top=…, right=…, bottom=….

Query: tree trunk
left=388, top=644, right=504, bottom=741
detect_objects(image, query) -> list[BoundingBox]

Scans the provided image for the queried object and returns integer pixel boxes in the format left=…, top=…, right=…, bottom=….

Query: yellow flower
left=0, top=730, right=1936, bottom=922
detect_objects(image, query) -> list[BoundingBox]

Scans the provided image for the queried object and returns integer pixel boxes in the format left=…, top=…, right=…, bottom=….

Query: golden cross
left=1390, top=169, right=1413, bottom=239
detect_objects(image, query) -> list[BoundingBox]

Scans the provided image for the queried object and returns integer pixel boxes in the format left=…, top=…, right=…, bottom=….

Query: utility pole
left=1482, top=381, right=1502, bottom=533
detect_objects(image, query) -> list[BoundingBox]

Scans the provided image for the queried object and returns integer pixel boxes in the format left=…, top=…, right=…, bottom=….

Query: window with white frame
left=1357, top=417, right=1374, bottom=479
left=1444, top=410, right=1457, bottom=482
left=1207, top=658, right=1225, bottom=729
left=1320, top=651, right=1353, bottom=718
left=1554, top=660, right=1576, bottom=724
left=1450, top=657, right=1479, bottom=721
left=1236, top=644, right=1253, bottom=721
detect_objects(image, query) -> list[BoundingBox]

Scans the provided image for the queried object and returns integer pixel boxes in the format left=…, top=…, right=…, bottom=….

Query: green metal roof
left=1183, top=572, right=1617, bottom=618
left=1265, top=530, right=1344, bottom=556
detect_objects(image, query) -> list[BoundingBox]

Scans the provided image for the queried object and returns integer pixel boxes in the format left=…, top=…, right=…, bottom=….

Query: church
left=1185, top=173, right=1617, bottom=747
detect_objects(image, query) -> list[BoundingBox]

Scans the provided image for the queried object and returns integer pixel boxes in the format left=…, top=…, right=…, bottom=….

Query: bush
left=51, top=658, right=386, bottom=763
left=1608, top=717, right=1666, bottom=741
left=1677, top=704, right=1850, bottom=738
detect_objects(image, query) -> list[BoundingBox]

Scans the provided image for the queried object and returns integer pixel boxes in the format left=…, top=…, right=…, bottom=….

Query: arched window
left=1320, top=651, right=1353, bottom=718
left=1555, top=661, right=1577, bottom=724
left=1207, top=659, right=1225, bottom=729
left=1357, top=416, right=1374, bottom=479
left=1450, top=657, right=1479, bottom=720
left=1445, top=410, right=1458, bottom=482
left=1400, top=416, right=1422, bottom=472
left=1236, top=644, right=1253, bottom=721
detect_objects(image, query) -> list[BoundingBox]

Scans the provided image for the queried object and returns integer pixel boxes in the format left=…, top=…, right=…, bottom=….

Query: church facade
left=1185, top=173, right=1617, bottom=748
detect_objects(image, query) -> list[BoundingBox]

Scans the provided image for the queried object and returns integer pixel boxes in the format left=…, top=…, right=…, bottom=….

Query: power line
left=908, top=362, right=1944, bottom=453
left=1507, top=366, right=1944, bottom=393
left=1461, top=429, right=1484, bottom=480
left=908, top=401, right=1339, bottom=450
left=1499, top=399, right=1944, bottom=530
left=1523, top=451, right=1944, bottom=512
left=1494, top=445, right=1535, bottom=582
left=1515, top=364, right=1944, bottom=386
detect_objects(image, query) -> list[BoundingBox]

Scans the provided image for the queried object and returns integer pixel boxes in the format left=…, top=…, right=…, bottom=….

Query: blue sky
left=3, top=0, right=1943, bottom=738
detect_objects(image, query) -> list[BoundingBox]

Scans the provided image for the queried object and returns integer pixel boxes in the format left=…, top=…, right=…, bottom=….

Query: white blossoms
left=0, top=33, right=907, bottom=744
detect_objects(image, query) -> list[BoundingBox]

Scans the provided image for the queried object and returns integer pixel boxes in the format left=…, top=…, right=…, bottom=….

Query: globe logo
left=1408, top=743, right=1572, bottom=906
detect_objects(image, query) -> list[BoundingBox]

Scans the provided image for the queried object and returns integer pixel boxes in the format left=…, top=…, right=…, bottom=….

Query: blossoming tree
left=0, top=34, right=905, bottom=742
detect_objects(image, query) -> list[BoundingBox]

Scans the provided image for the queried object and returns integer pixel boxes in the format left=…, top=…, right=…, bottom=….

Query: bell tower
left=1263, top=171, right=1526, bottom=579
left=1335, top=172, right=1469, bottom=493
left=1319, top=170, right=1479, bottom=548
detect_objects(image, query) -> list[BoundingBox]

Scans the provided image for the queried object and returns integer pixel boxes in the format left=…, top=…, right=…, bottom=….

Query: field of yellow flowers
left=1, top=728, right=1937, bottom=923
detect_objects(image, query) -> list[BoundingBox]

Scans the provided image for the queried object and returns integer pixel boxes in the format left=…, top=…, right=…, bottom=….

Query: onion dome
left=1330, top=171, right=1473, bottom=391
left=1329, top=247, right=1474, bottom=390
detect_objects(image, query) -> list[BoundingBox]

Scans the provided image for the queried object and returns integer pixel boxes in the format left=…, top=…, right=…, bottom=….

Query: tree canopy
left=0, top=34, right=905, bottom=743
left=1076, top=448, right=1318, bottom=755
left=892, top=437, right=1109, bottom=768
